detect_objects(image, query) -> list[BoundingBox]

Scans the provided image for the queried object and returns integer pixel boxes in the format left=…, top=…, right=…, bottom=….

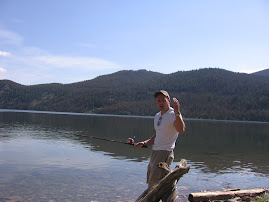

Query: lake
left=0, top=109, right=268, bottom=201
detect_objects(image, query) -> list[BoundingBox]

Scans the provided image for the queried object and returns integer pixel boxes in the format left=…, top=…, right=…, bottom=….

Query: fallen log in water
left=188, top=188, right=267, bottom=202
left=136, top=159, right=190, bottom=202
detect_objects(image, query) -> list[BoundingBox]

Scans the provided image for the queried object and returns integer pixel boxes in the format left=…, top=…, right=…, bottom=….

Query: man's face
left=155, top=94, right=170, bottom=112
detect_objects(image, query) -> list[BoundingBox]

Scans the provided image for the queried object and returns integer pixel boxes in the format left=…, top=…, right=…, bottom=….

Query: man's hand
left=173, top=98, right=180, bottom=114
left=135, top=141, right=146, bottom=148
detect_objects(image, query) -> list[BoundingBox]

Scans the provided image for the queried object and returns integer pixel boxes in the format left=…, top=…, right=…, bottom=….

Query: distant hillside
left=72, top=69, right=164, bottom=88
left=0, top=68, right=268, bottom=122
left=252, top=69, right=269, bottom=77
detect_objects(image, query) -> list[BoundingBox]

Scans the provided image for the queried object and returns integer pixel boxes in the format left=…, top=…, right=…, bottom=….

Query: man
left=135, top=90, right=186, bottom=188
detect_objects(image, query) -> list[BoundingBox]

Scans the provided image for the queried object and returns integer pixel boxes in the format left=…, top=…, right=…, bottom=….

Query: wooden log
left=136, top=159, right=190, bottom=202
left=188, top=188, right=267, bottom=202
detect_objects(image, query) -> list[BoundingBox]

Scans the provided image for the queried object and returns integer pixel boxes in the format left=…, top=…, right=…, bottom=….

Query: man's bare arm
left=174, top=113, right=185, bottom=134
left=173, top=98, right=186, bottom=134
left=135, top=133, right=156, bottom=148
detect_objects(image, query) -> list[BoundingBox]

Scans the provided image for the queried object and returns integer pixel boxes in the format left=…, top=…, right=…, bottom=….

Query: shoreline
left=1, top=108, right=269, bottom=124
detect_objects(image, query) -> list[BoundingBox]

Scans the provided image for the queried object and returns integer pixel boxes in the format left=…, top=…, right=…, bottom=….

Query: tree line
left=0, top=68, right=268, bottom=122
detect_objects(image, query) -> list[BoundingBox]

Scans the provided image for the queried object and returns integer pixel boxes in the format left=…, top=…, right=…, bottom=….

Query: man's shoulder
left=168, top=107, right=175, bottom=115
left=167, top=108, right=176, bottom=121
left=155, top=111, right=161, bottom=117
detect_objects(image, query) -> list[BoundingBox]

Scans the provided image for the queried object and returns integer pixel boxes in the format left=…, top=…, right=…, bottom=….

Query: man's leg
left=147, top=150, right=174, bottom=188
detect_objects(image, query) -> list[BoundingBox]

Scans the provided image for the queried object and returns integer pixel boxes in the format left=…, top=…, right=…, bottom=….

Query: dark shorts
left=147, top=150, right=174, bottom=187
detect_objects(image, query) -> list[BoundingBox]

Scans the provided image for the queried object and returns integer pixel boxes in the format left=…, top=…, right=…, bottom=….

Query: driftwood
left=188, top=188, right=267, bottom=202
left=136, top=159, right=190, bottom=202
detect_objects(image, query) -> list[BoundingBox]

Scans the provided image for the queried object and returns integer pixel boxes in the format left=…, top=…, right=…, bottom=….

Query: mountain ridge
left=252, top=69, right=269, bottom=77
left=1, top=68, right=268, bottom=122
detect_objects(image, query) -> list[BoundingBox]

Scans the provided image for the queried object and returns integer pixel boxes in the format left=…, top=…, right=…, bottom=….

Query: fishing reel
left=127, top=138, right=134, bottom=144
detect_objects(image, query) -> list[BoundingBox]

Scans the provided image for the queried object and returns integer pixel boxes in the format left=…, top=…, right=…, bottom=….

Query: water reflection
left=175, top=120, right=269, bottom=175
left=1, top=110, right=269, bottom=176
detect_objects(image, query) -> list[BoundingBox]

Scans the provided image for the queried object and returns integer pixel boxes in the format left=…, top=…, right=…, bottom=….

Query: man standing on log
left=135, top=90, right=186, bottom=188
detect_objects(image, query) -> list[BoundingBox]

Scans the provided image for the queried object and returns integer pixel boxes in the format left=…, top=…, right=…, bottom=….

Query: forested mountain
left=1, top=68, right=268, bottom=122
left=252, top=69, right=269, bottom=77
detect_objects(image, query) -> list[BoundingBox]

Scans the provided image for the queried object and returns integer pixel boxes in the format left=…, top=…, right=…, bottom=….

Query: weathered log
left=136, top=159, right=190, bottom=202
left=188, top=188, right=267, bottom=202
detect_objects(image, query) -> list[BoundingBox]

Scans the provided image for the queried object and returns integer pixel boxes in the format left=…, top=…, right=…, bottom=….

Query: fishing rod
left=89, top=136, right=147, bottom=148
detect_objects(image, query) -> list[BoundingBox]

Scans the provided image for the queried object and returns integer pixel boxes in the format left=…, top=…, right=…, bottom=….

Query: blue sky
left=0, top=0, right=268, bottom=85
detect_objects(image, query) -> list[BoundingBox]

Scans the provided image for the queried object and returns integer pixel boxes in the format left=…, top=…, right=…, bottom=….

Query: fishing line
left=88, top=136, right=147, bottom=148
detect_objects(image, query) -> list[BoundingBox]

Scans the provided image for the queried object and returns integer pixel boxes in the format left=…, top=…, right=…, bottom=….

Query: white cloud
left=0, top=28, right=121, bottom=84
left=0, top=29, right=23, bottom=45
left=34, top=55, right=120, bottom=70
left=21, top=46, right=49, bottom=56
left=0, top=51, right=11, bottom=57
left=1, top=51, right=121, bottom=84
left=0, top=67, right=7, bottom=72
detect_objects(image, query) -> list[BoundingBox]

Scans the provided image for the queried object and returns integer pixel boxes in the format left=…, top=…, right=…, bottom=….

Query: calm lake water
left=0, top=109, right=269, bottom=201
